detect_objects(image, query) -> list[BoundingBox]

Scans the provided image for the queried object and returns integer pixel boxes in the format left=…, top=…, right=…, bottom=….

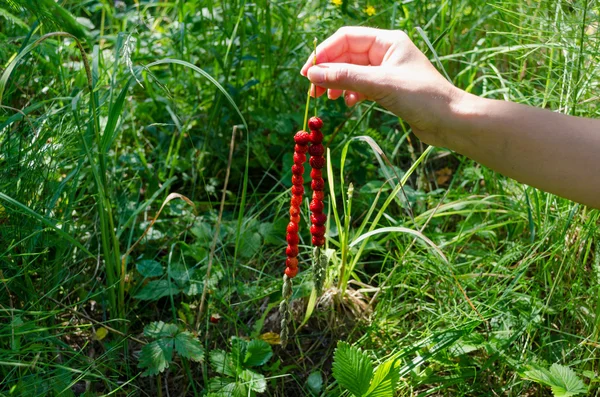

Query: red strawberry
left=292, top=175, right=304, bottom=185
left=286, top=244, right=299, bottom=257
left=209, top=313, right=221, bottom=324
left=287, top=222, right=299, bottom=234
left=310, top=224, right=326, bottom=237
left=308, top=116, right=323, bottom=130
left=291, top=185, right=304, bottom=196
left=294, top=144, right=308, bottom=154
left=313, top=191, right=324, bottom=201
left=310, top=199, right=324, bottom=212
left=290, top=205, right=300, bottom=217
left=309, top=130, right=323, bottom=144
left=286, top=233, right=299, bottom=245
left=294, top=152, right=306, bottom=165
left=286, top=257, right=298, bottom=269
left=310, top=169, right=322, bottom=179
left=312, top=236, right=325, bottom=246
left=308, top=144, right=324, bottom=157
left=309, top=156, right=325, bottom=169
left=310, top=213, right=327, bottom=225
left=290, top=214, right=300, bottom=224
left=285, top=266, right=299, bottom=278
left=290, top=195, right=302, bottom=206
left=292, top=164, right=304, bottom=175
left=294, top=130, right=311, bottom=145
left=311, top=178, right=325, bottom=191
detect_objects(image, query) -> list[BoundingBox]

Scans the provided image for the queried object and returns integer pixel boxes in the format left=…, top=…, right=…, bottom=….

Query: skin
left=301, top=26, right=600, bottom=209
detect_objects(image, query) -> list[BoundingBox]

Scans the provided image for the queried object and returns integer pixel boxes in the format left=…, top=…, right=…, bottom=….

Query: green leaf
left=239, top=369, right=267, bottom=393
left=230, top=337, right=248, bottom=369
left=332, top=342, right=373, bottom=397
left=244, top=339, right=273, bottom=367
left=238, top=230, right=262, bottom=259
left=182, top=281, right=203, bottom=296
left=210, top=350, right=235, bottom=376
left=139, top=339, right=174, bottom=376
left=168, top=262, right=194, bottom=286
left=136, top=259, right=164, bottom=278
left=364, top=358, right=399, bottom=397
left=144, top=321, right=178, bottom=338
left=524, top=363, right=587, bottom=397
left=306, top=372, right=324, bottom=396
left=174, top=331, right=204, bottom=362
left=134, top=280, right=181, bottom=300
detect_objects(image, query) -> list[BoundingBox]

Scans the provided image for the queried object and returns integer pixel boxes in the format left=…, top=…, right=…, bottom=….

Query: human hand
left=301, top=26, right=462, bottom=146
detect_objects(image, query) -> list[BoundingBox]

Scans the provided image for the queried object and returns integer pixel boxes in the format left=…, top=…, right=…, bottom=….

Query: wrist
left=438, top=88, right=482, bottom=151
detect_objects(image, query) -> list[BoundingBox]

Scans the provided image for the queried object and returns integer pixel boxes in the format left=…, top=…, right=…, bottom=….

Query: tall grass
left=1, top=0, right=599, bottom=395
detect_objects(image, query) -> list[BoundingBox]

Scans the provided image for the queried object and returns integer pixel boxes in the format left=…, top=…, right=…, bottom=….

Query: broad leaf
left=548, top=364, right=587, bottom=397
left=239, top=369, right=267, bottom=393
left=332, top=342, right=373, bottom=397
left=168, top=262, right=194, bottom=286
left=134, top=280, right=181, bottom=300
left=230, top=337, right=248, bottom=369
left=244, top=339, right=273, bottom=367
left=364, top=358, right=399, bottom=397
left=174, top=331, right=204, bottom=362
left=182, top=281, right=203, bottom=296
left=136, top=259, right=164, bottom=277
left=210, top=350, right=235, bottom=376
left=139, top=339, right=174, bottom=376
left=306, top=372, right=324, bottom=396
left=144, top=321, right=178, bottom=338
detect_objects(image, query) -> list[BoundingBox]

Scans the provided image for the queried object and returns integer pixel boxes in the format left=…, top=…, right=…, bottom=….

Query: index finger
left=300, top=26, right=394, bottom=75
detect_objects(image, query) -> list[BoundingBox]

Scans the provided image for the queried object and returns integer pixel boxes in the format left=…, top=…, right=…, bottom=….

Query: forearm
left=444, top=91, right=600, bottom=208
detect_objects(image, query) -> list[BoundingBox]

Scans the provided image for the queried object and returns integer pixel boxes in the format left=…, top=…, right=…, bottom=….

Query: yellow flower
left=332, top=0, right=343, bottom=6
left=364, top=5, right=376, bottom=16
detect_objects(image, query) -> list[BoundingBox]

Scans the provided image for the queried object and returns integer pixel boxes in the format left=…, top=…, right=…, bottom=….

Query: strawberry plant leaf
left=136, top=259, right=163, bottom=278
left=230, top=337, right=247, bottom=369
left=306, top=372, right=324, bottom=396
left=174, top=331, right=204, bottom=362
left=168, top=262, right=194, bottom=286
left=209, top=350, right=235, bottom=376
left=548, top=364, right=587, bottom=397
left=134, top=280, right=181, bottom=301
left=139, top=339, right=174, bottom=376
left=332, top=341, right=373, bottom=397
left=143, top=321, right=178, bottom=338
left=364, top=358, right=399, bottom=397
left=239, top=369, right=267, bottom=393
left=244, top=339, right=272, bottom=367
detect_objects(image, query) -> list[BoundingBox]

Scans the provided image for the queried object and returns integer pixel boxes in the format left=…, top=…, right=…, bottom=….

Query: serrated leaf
left=239, top=369, right=266, bottom=393
left=139, top=339, right=174, bottom=376
left=238, top=231, right=262, bottom=259
left=230, top=337, right=248, bottom=369
left=136, top=259, right=164, bottom=277
left=210, top=350, right=235, bottom=376
left=144, top=321, right=179, bottom=338
left=168, top=262, right=194, bottom=286
left=174, top=331, right=204, bottom=362
left=548, top=364, right=587, bottom=397
left=364, top=358, right=399, bottom=397
left=134, top=280, right=181, bottom=300
left=244, top=339, right=272, bottom=367
left=332, top=342, right=373, bottom=397
left=307, top=372, right=323, bottom=396
left=182, top=281, right=202, bottom=296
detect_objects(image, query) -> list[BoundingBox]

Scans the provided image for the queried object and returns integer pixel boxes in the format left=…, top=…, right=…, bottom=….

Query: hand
left=301, top=26, right=462, bottom=146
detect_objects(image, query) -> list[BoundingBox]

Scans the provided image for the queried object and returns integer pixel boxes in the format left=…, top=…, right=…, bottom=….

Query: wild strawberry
left=294, top=130, right=311, bottom=145
left=290, top=214, right=300, bottom=224
left=310, top=225, right=326, bottom=237
left=312, top=236, right=325, bottom=247
left=310, top=199, right=324, bottom=213
left=292, top=164, right=304, bottom=175
left=287, top=222, right=299, bottom=234
left=309, top=130, right=323, bottom=144
left=209, top=313, right=221, bottom=324
left=294, top=152, right=306, bottom=165
left=309, top=156, right=325, bottom=169
left=290, top=205, right=300, bottom=217
left=286, top=233, right=299, bottom=245
left=308, top=144, right=324, bottom=157
left=286, top=257, right=298, bottom=269
left=308, top=116, right=323, bottom=130
left=292, top=175, right=304, bottom=185
left=285, top=267, right=299, bottom=278
left=291, top=185, right=304, bottom=196
left=311, top=178, right=325, bottom=191
left=286, top=244, right=299, bottom=257
left=290, top=195, right=302, bottom=207
left=294, top=144, right=308, bottom=154
left=310, top=169, right=322, bottom=179
left=313, top=191, right=324, bottom=201
left=310, top=213, right=326, bottom=225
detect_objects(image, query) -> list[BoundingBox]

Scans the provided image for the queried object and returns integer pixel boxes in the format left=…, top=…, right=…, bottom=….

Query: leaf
left=332, top=342, right=373, bottom=397
left=210, top=350, right=235, bottom=376
left=230, top=337, right=248, bottom=369
left=134, top=280, right=181, bottom=301
left=174, top=331, right=204, bottom=362
left=258, top=332, right=281, bottom=345
left=239, top=369, right=267, bottom=393
left=144, top=321, right=179, bottom=338
left=182, top=281, right=202, bottom=296
left=548, top=364, right=587, bottom=397
left=168, top=262, right=194, bottom=286
left=524, top=363, right=587, bottom=397
left=136, top=259, right=164, bottom=278
left=244, top=339, right=273, bottom=367
left=306, top=372, right=324, bottom=396
left=364, top=358, right=399, bottom=397
left=93, top=327, right=109, bottom=341
left=138, top=339, right=174, bottom=376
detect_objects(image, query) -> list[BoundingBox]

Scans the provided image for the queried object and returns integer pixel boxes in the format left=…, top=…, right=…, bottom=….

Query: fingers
left=306, top=63, right=384, bottom=100
left=300, top=26, right=395, bottom=75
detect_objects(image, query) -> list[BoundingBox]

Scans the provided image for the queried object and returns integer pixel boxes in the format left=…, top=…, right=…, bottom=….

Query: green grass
left=1, top=0, right=599, bottom=395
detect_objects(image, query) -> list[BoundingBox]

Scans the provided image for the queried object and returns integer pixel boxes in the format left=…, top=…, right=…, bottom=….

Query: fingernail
left=307, top=67, right=325, bottom=84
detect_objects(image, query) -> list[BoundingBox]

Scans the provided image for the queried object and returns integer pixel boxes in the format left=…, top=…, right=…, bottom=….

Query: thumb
left=306, top=64, right=384, bottom=100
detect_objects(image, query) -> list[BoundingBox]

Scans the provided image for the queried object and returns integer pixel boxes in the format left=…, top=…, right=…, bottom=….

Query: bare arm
left=302, top=27, right=600, bottom=208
